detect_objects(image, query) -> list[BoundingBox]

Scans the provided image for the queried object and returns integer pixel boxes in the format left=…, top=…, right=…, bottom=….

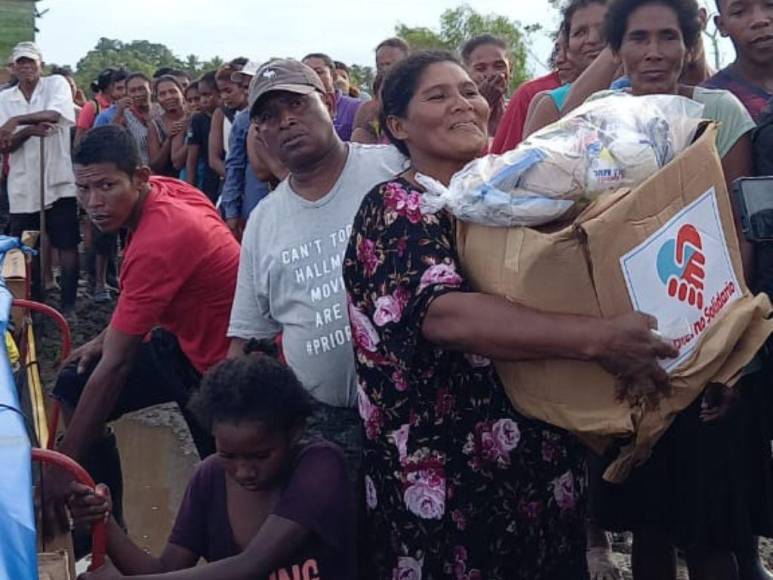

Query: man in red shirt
left=489, top=70, right=562, bottom=154
left=50, top=125, right=239, bottom=523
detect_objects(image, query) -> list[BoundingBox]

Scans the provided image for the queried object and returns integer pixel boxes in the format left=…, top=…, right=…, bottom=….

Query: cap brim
left=250, top=84, right=318, bottom=113
left=13, top=52, right=41, bottom=63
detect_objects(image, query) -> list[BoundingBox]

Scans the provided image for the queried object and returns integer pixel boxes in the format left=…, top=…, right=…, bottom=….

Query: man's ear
left=322, top=90, right=337, bottom=119
left=132, top=165, right=152, bottom=188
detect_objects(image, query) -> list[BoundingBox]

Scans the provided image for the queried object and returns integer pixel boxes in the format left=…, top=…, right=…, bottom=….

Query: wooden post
left=38, top=136, right=46, bottom=300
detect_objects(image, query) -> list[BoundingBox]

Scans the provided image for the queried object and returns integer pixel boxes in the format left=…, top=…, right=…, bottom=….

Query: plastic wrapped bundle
left=418, top=92, right=706, bottom=227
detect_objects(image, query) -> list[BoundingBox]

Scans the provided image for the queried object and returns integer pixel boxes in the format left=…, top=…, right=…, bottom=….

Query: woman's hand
left=68, top=482, right=112, bottom=527
left=593, top=312, right=678, bottom=405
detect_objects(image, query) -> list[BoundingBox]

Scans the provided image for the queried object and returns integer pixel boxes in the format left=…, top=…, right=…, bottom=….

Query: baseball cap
left=11, top=41, right=42, bottom=64
left=248, top=59, right=325, bottom=116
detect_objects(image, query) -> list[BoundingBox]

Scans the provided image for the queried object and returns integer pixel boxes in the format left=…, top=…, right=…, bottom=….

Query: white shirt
left=228, top=143, right=406, bottom=407
left=0, top=75, right=77, bottom=214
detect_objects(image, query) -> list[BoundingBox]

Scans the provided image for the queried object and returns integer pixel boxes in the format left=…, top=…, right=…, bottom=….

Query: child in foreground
left=70, top=342, right=356, bottom=580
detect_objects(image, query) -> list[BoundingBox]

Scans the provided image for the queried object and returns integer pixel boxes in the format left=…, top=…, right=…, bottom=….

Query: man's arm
left=208, top=108, right=226, bottom=178
left=2, top=110, right=61, bottom=130
left=57, top=326, right=143, bottom=463
left=220, top=114, right=248, bottom=224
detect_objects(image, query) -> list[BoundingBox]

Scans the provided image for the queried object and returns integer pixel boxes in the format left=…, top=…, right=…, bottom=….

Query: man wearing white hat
left=0, top=41, right=80, bottom=315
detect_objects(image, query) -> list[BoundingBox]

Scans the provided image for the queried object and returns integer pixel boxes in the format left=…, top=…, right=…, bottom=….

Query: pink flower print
left=519, top=499, right=544, bottom=521
left=491, top=418, right=520, bottom=455
left=373, top=293, right=404, bottom=327
left=541, top=439, right=560, bottom=464
left=348, top=301, right=380, bottom=353
left=356, top=237, right=381, bottom=277
left=419, top=263, right=462, bottom=292
left=404, top=473, right=446, bottom=519
left=451, top=509, right=467, bottom=531
left=365, top=475, right=378, bottom=510
left=435, top=387, right=455, bottom=418
left=392, top=369, right=409, bottom=392
left=391, top=423, right=411, bottom=462
left=552, top=470, right=577, bottom=512
left=357, top=382, right=375, bottom=422
left=384, top=181, right=423, bottom=224
left=393, top=556, right=423, bottom=580
left=357, top=382, right=383, bottom=439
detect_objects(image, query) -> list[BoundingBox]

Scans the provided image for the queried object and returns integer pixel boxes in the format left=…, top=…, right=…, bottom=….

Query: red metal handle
left=13, top=299, right=72, bottom=450
left=32, top=448, right=107, bottom=571
left=12, top=299, right=72, bottom=361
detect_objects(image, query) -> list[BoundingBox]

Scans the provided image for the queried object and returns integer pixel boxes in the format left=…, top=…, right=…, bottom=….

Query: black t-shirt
left=168, top=440, right=356, bottom=579
left=186, top=112, right=220, bottom=202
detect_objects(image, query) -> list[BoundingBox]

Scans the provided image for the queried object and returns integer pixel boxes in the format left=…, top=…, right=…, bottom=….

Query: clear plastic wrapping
left=418, top=92, right=706, bottom=227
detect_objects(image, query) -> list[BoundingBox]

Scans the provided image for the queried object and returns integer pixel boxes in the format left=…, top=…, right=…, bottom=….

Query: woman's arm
left=185, top=143, right=199, bottom=186
left=148, top=122, right=173, bottom=174
left=81, top=516, right=309, bottom=580
left=171, top=125, right=189, bottom=171
left=209, top=109, right=226, bottom=178
left=560, top=48, right=620, bottom=116
left=721, top=133, right=755, bottom=281
left=522, top=95, right=561, bottom=138
left=69, top=483, right=198, bottom=575
left=423, top=292, right=676, bottom=387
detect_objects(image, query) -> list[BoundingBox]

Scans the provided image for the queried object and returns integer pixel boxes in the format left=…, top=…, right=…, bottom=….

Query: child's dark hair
left=604, top=0, right=701, bottom=51
left=188, top=342, right=314, bottom=433
left=73, top=125, right=141, bottom=176
left=380, top=50, right=461, bottom=157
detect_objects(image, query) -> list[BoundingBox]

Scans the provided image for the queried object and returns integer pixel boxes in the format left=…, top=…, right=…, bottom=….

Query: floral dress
left=343, top=177, right=589, bottom=580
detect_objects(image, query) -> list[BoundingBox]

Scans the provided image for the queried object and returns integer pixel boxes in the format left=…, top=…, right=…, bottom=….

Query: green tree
left=74, top=38, right=186, bottom=94
left=350, top=64, right=375, bottom=92
left=395, top=4, right=531, bottom=88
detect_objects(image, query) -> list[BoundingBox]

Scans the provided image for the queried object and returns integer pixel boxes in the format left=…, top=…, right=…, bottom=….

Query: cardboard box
left=2, top=248, right=27, bottom=328
left=457, top=125, right=773, bottom=482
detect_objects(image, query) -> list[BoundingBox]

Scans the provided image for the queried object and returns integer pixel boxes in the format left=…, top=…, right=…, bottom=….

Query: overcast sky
left=35, top=0, right=735, bottom=77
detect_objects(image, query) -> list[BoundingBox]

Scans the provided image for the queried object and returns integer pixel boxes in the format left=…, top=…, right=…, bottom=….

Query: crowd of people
left=1, top=0, right=773, bottom=578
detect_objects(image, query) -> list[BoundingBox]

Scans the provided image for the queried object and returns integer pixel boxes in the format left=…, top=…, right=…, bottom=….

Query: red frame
left=31, top=448, right=107, bottom=571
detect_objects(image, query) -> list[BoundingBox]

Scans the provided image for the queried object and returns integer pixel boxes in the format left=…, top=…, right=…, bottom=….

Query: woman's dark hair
left=229, top=57, right=249, bottom=69
left=188, top=344, right=314, bottom=432
left=50, top=65, right=73, bottom=78
left=461, top=34, right=508, bottom=65
left=126, top=72, right=151, bottom=86
left=605, top=0, right=702, bottom=51
left=73, top=125, right=141, bottom=176
left=302, top=52, right=335, bottom=72
left=376, top=37, right=410, bottom=55
left=380, top=50, right=462, bottom=157
left=153, top=74, right=183, bottom=96
left=561, top=0, right=608, bottom=38
left=92, top=67, right=128, bottom=94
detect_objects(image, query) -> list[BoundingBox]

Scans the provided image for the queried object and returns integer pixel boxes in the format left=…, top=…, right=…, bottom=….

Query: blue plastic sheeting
left=0, top=236, right=37, bottom=579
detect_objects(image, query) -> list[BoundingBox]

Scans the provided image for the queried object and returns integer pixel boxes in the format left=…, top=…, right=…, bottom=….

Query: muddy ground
left=34, top=285, right=773, bottom=578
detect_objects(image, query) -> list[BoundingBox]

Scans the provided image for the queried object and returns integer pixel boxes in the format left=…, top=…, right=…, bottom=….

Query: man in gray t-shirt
left=228, top=59, right=404, bottom=469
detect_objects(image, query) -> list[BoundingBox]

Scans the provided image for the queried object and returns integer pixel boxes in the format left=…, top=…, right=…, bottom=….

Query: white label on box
left=620, top=187, right=740, bottom=371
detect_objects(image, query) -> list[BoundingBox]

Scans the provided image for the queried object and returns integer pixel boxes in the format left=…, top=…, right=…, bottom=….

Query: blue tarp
left=0, top=236, right=37, bottom=579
